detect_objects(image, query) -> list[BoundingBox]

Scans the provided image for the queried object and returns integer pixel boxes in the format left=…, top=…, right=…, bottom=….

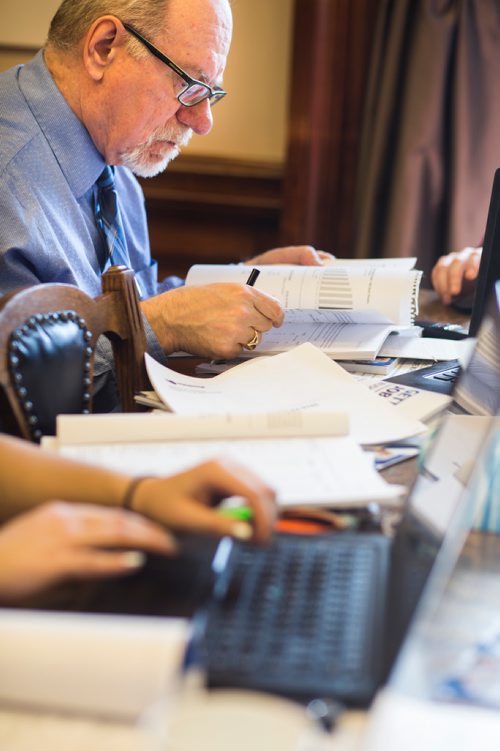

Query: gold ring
left=243, top=329, right=260, bottom=351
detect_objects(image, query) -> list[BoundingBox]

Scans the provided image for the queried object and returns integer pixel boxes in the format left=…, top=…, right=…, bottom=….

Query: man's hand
left=247, top=245, right=335, bottom=266
left=431, top=246, right=482, bottom=305
left=130, top=459, right=277, bottom=544
left=142, top=282, right=284, bottom=358
left=0, top=502, right=175, bottom=602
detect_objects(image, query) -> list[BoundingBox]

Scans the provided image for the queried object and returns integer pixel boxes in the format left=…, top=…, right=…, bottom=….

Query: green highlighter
left=219, top=506, right=254, bottom=522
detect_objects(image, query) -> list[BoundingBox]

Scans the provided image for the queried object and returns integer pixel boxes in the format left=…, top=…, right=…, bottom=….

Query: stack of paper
left=47, top=344, right=431, bottom=510
left=144, top=343, right=427, bottom=446
left=52, top=421, right=404, bottom=509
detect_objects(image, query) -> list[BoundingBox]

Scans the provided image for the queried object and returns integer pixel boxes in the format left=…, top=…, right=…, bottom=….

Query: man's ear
left=83, top=16, right=126, bottom=81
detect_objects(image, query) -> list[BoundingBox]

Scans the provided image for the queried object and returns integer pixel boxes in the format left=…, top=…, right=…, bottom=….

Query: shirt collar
left=18, top=50, right=105, bottom=197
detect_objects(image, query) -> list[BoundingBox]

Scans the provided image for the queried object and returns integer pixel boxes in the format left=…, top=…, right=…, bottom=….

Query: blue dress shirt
left=0, top=51, right=181, bottom=408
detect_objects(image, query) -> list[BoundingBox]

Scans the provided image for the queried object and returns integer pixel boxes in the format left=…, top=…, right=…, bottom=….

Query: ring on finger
left=243, top=328, right=260, bottom=351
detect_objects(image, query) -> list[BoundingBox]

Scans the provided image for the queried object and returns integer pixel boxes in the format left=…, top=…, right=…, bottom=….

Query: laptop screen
left=383, top=302, right=499, bottom=663
left=360, top=416, right=500, bottom=746
left=382, top=399, right=499, bottom=685
left=453, top=281, right=500, bottom=416
left=384, top=416, right=500, bottom=700
left=469, top=168, right=500, bottom=337
left=390, top=282, right=500, bottom=571
left=383, top=409, right=494, bottom=672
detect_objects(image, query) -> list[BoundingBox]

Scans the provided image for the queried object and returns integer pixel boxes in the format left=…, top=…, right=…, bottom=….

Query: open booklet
left=185, top=257, right=422, bottom=360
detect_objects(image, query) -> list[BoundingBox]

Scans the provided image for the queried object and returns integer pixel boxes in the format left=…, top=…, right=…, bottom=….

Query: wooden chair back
left=0, top=266, right=147, bottom=441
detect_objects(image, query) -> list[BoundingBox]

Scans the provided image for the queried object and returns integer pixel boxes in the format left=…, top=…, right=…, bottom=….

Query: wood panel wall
left=280, top=0, right=380, bottom=257
left=143, top=0, right=380, bottom=275
left=1, top=2, right=380, bottom=276
left=138, top=155, right=283, bottom=279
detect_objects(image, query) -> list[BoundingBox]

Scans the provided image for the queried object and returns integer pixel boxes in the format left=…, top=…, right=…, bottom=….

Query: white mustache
left=118, top=124, right=193, bottom=177
left=143, top=125, right=192, bottom=149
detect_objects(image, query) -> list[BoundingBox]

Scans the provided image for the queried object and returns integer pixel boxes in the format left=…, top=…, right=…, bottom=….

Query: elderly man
left=0, top=0, right=330, bottom=405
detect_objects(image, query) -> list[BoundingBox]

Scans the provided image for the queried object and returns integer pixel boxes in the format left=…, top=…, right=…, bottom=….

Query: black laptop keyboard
left=385, top=358, right=462, bottom=394
left=423, top=365, right=461, bottom=384
left=197, top=532, right=391, bottom=706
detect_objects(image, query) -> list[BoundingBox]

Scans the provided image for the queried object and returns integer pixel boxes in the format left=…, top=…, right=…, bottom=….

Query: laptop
left=416, top=280, right=500, bottom=416
left=188, top=415, right=498, bottom=708
left=358, top=418, right=500, bottom=751
left=178, top=302, right=500, bottom=707
left=62, top=311, right=498, bottom=708
left=384, top=278, right=500, bottom=413
left=452, top=281, right=500, bottom=416
left=186, top=369, right=499, bottom=707
left=385, top=167, right=500, bottom=395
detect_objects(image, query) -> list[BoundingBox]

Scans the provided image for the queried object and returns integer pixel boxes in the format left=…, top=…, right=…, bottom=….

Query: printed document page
left=238, top=320, right=395, bottom=360
left=55, top=410, right=349, bottom=445
left=52, top=434, right=403, bottom=508
left=185, top=262, right=421, bottom=326
left=367, top=381, right=452, bottom=423
left=323, top=257, right=417, bottom=269
left=145, top=343, right=427, bottom=445
left=379, top=334, right=476, bottom=361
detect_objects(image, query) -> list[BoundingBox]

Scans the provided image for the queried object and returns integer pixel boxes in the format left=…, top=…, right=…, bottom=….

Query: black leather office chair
left=0, top=266, right=148, bottom=442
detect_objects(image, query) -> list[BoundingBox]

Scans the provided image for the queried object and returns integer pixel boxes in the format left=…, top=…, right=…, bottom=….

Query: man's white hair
left=47, top=0, right=170, bottom=53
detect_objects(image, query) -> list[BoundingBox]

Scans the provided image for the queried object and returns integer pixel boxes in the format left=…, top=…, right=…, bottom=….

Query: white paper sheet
left=146, top=343, right=427, bottom=445
left=0, top=611, right=190, bottom=721
left=379, top=335, right=476, bottom=362
left=53, top=435, right=404, bottom=508
left=323, top=256, right=417, bottom=269
left=55, top=409, right=349, bottom=445
left=423, top=415, right=494, bottom=480
left=409, top=473, right=465, bottom=536
left=367, top=381, right=452, bottom=423
left=186, top=263, right=421, bottom=326
left=238, top=320, right=396, bottom=359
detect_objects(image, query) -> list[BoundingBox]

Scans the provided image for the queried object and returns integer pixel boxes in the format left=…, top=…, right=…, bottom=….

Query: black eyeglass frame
left=122, top=22, right=227, bottom=107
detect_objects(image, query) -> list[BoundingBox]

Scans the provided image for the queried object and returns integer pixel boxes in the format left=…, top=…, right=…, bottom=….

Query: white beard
left=119, top=124, right=193, bottom=178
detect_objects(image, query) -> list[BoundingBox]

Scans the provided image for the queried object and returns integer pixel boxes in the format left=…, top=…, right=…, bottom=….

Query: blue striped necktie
left=94, top=166, right=130, bottom=271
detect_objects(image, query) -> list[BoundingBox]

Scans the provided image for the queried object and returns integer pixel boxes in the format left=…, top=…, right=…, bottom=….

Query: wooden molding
left=139, top=154, right=282, bottom=214
left=138, top=154, right=285, bottom=277
left=0, top=44, right=38, bottom=54
left=164, top=154, right=283, bottom=178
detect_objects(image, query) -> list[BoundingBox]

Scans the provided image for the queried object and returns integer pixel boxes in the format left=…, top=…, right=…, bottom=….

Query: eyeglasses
left=122, top=22, right=227, bottom=107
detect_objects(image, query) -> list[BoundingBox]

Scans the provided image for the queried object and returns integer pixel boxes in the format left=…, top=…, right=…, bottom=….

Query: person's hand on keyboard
left=126, top=459, right=277, bottom=544
left=0, top=501, right=174, bottom=602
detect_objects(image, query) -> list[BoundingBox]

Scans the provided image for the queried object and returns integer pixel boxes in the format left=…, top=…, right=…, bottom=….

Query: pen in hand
left=245, top=268, right=260, bottom=286
left=206, top=269, right=262, bottom=368
left=243, top=268, right=262, bottom=352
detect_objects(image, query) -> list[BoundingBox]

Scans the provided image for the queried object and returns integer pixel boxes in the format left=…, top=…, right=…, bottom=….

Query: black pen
left=245, top=268, right=260, bottom=286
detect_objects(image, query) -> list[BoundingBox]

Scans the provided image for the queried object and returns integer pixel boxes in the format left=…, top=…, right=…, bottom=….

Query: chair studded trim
left=8, top=311, right=93, bottom=442
left=0, top=267, right=148, bottom=442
